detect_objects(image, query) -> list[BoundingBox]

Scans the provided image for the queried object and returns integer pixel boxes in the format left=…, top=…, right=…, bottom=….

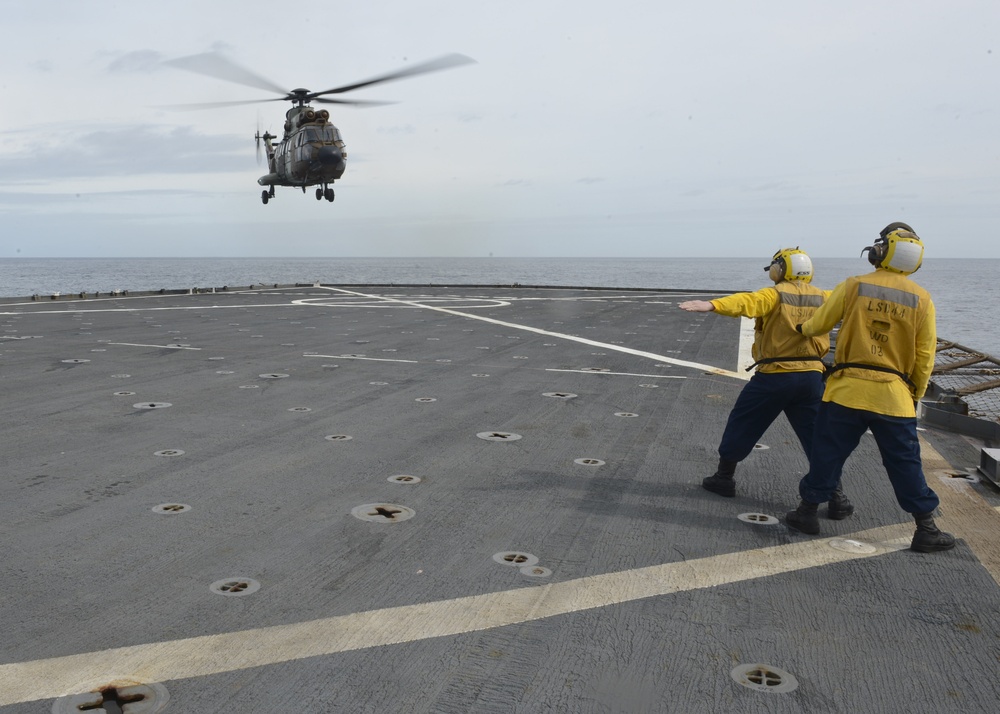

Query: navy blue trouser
left=718, top=371, right=824, bottom=463
left=798, top=401, right=940, bottom=514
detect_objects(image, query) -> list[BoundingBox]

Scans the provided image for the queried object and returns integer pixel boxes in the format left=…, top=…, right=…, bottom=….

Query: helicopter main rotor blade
left=309, top=53, right=475, bottom=99
left=311, top=97, right=397, bottom=107
left=159, top=98, right=287, bottom=111
left=164, top=52, right=290, bottom=96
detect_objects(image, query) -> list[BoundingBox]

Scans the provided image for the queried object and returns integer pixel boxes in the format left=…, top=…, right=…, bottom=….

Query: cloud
left=0, top=125, right=251, bottom=183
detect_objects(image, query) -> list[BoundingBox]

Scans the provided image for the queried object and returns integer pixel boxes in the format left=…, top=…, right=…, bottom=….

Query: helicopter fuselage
left=257, top=106, right=347, bottom=196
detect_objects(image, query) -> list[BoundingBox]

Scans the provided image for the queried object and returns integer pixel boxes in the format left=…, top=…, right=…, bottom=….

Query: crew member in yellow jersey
left=679, top=248, right=853, bottom=517
left=784, top=223, right=955, bottom=553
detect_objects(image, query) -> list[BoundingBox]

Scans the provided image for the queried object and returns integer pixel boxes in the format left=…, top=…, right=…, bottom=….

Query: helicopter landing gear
left=325, top=187, right=335, bottom=202
left=261, top=186, right=275, bottom=205
left=315, top=188, right=323, bottom=201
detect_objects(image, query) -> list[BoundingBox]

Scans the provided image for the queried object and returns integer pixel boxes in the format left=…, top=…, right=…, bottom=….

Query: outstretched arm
left=678, top=300, right=716, bottom=312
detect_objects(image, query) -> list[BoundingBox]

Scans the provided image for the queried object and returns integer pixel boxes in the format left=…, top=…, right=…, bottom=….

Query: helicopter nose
left=317, top=146, right=345, bottom=168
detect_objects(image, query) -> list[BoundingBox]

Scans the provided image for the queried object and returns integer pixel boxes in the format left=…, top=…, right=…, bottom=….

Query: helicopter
left=165, top=52, right=475, bottom=204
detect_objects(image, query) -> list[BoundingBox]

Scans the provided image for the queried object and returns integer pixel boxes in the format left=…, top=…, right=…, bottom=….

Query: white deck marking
left=107, top=343, right=202, bottom=351
left=306, top=287, right=746, bottom=380
left=0, top=523, right=913, bottom=705
left=545, top=369, right=686, bottom=379
left=304, top=354, right=419, bottom=364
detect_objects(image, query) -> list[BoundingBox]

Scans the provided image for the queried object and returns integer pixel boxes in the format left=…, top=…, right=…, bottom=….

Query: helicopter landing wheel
left=261, top=190, right=270, bottom=205
left=325, top=188, right=335, bottom=202
left=316, top=188, right=323, bottom=201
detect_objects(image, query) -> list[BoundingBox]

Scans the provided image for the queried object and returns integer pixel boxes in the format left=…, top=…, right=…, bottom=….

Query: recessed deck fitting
left=753, top=443, right=769, bottom=450
left=614, top=412, right=639, bottom=418
left=288, top=407, right=312, bottom=412
left=730, top=663, right=799, bottom=694
left=351, top=503, right=415, bottom=523
left=153, top=449, right=185, bottom=457
left=574, top=458, right=605, bottom=466
left=543, top=392, right=577, bottom=399
left=738, top=513, right=779, bottom=525
left=477, top=432, right=522, bottom=441
left=520, top=565, right=552, bottom=577
left=61, top=359, right=90, bottom=364
left=113, top=391, right=136, bottom=396
left=388, top=475, right=422, bottom=484
left=134, top=402, right=172, bottom=410
left=209, top=578, right=261, bottom=597
left=260, top=373, right=290, bottom=379
left=493, top=552, right=540, bottom=567
left=325, top=434, right=353, bottom=441
left=52, top=681, right=170, bottom=714
left=152, top=503, right=191, bottom=514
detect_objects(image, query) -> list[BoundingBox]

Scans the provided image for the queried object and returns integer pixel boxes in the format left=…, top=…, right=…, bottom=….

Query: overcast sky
left=1, top=0, right=997, bottom=258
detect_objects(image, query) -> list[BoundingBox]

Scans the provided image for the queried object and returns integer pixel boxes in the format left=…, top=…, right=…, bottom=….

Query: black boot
left=702, top=459, right=737, bottom=497
left=827, top=488, right=855, bottom=520
left=911, top=512, right=956, bottom=553
left=785, top=500, right=820, bottom=534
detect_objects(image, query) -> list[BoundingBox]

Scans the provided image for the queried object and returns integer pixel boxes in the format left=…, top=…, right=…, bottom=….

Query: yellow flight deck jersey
left=800, top=269, right=936, bottom=418
left=710, top=281, right=830, bottom=374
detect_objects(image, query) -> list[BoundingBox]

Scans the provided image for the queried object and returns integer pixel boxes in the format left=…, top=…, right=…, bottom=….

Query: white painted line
left=0, top=303, right=300, bottom=315
left=107, top=343, right=202, bottom=351
left=545, top=369, right=686, bottom=379
left=303, top=354, right=419, bottom=364
left=0, top=522, right=912, bottom=705
left=307, top=287, right=746, bottom=380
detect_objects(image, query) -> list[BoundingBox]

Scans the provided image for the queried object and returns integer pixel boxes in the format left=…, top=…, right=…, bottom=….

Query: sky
left=0, top=0, right=998, bottom=258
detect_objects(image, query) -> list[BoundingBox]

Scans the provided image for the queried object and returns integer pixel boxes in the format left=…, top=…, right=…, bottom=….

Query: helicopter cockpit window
left=303, top=127, right=342, bottom=144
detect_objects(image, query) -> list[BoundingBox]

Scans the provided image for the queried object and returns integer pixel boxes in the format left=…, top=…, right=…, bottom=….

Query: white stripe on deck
left=297, top=287, right=746, bottom=380
left=304, top=354, right=419, bottom=364
left=0, top=523, right=914, bottom=705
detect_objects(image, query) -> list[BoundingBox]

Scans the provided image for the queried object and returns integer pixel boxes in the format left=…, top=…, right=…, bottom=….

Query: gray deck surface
left=1, top=285, right=998, bottom=713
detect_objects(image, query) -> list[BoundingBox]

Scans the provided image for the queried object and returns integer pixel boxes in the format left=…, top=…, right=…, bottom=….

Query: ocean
left=0, top=256, right=994, bottom=357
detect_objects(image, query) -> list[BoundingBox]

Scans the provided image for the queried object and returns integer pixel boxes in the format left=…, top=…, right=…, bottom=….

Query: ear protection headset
left=765, top=247, right=813, bottom=283
left=863, top=222, right=924, bottom=274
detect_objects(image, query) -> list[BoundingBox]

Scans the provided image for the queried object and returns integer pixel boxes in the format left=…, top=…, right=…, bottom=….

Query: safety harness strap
left=745, top=355, right=827, bottom=372
left=824, top=362, right=916, bottom=388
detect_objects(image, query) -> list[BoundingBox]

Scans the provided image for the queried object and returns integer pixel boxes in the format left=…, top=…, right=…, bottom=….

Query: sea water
left=0, top=256, right=994, bottom=357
